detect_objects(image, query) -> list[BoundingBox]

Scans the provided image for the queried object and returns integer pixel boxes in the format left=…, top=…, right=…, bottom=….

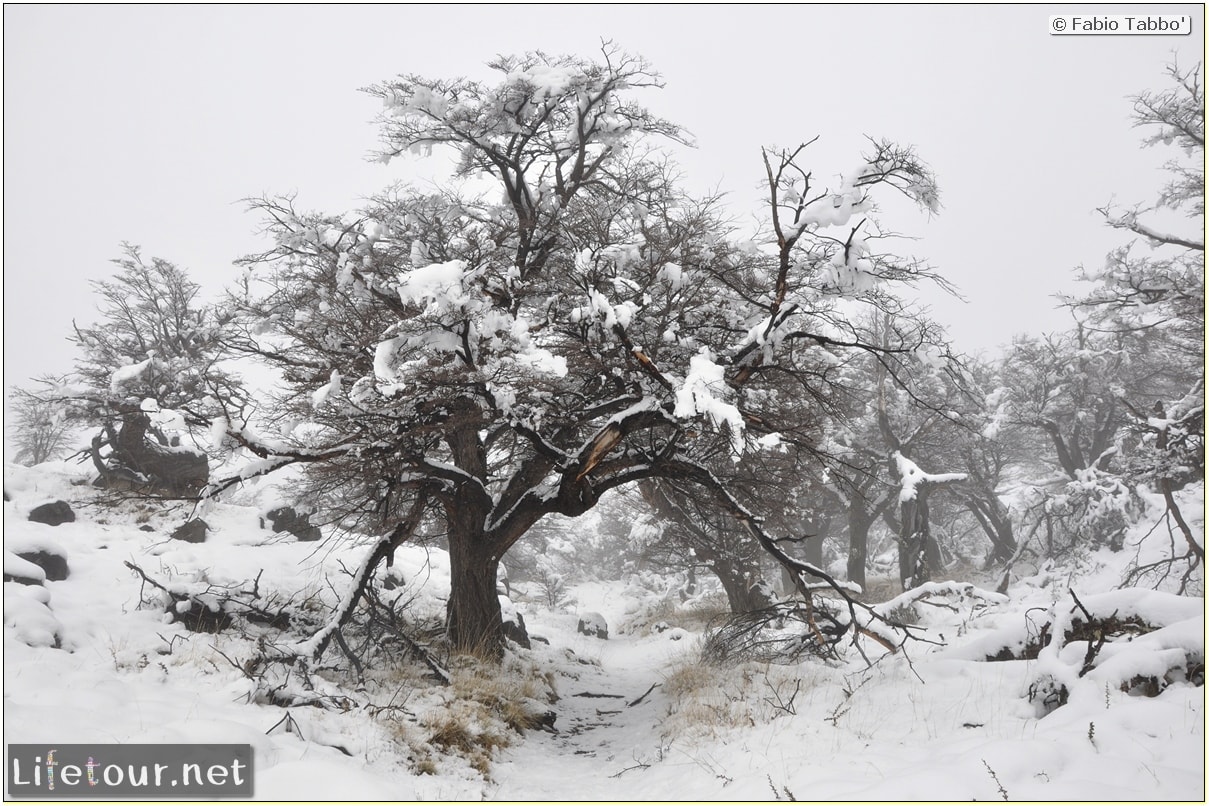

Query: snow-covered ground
left=4, top=460, right=1204, bottom=800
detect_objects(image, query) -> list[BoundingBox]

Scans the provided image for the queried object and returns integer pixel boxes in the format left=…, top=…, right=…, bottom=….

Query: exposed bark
left=898, top=482, right=950, bottom=590
left=710, top=556, right=772, bottom=614
left=1154, top=402, right=1205, bottom=563
left=899, top=489, right=932, bottom=590
left=94, top=410, right=209, bottom=496
left=846, top=505, right=877, bottom=591
left=964, top=495, right=1018, bottom=564
left=445, top=532, right=506, bottom=657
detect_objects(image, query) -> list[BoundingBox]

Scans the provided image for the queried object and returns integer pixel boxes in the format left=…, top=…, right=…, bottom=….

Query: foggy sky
left=4, top=4, right=1204, bottom=410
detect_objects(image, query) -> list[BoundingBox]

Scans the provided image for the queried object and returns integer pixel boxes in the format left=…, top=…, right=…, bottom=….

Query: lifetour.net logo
left=7, top=744, right=253, bottom=798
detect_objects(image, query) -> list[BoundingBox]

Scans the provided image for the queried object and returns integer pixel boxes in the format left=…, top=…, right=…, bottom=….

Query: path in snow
left=489, top=607, right=697, bottom=798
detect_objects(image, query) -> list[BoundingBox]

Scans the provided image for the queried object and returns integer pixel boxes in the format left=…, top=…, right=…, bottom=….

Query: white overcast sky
left=3, top=4, right=1205, bottom=402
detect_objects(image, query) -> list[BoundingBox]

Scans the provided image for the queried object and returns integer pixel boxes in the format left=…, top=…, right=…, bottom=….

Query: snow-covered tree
left=946, top=364, right=1023, bottom=568
left=805, top=310, right=970, bottom=591
left=1082, top=62, right=1204, bottom=348
left=997, top=327, right=1140, bottom=557
left=638, top=473, right=791, bottom=615
left=7, top=381, right=75, bottom=465
left=1061, top=62, right=1205, bottom=578
left=56, top=245, right=233, bottom=495
left=1000, top=327, right=1126, bottom=482
left=210, top=45, right=948, bottom=657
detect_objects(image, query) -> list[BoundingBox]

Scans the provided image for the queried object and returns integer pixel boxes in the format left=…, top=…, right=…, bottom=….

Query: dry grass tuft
left=659, top=657, right=816, bottom=742
left=417, top=702, right=513, bottom=778
left=384, top=653, right=560, bottom=779
left=424, top=710, right=481, bottom=753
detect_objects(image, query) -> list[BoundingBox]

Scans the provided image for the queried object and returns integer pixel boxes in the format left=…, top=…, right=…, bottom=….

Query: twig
left=627, top=682, right=659, bottom=707
left=767, top=775, right=797, bottom=801
left=332, top=629, right=364, bottom=680
left=982, top=759, right=1009, bottom=801
left=124, top=560, right=171, bottom=593
left=1068, top=588, right=1093, bottom=622
left=266, top=711, right=304, bottom=739
left=609, top=759, right=651, bottom=779
left=763, top=677, right=801, bottom=716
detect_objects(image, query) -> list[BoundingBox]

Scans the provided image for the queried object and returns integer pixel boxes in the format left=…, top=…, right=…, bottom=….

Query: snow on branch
left=1104, top=210, right=1205, bottom=252
left=1028, top=588, right=1204, bottom=714
left=871, top=580, right=1008, bottom=620
left=109, top=354, right=155, bottom=396
left=674, top=349, right=746, bottom=454
left=894, top=451, right=966, bottom=502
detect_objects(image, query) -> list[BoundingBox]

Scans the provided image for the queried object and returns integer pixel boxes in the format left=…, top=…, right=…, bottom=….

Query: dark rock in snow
left=577, top=611, right=609, bottom=640
left=261, top=506, right=322, bottom=542
left=171, top=519, right=208, bottom=543
left=18, top=550, right=69, bottom=581
left=4, top=573, right=43, bottom=586
left=504, top=612, right=531, bottom=648
left=4, top=551, right=45, bottom=586
left=139, top=525, right=155, bottom=532
left=28, top=501, right=75, bottom=526
left=173, top=599, right=234, bottom=633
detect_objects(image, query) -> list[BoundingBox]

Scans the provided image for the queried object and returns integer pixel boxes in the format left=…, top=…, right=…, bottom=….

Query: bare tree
left=7, top=381, right=75, bottom=465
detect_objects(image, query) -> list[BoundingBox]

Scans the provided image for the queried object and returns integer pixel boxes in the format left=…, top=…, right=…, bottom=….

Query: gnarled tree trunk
left=95, top=410, right=208, bottom=496
left=899, top=486, right=945, bottom=590
left=445, top=530, right=505, bottom=658
left=710, top=556, right=773, bottom=614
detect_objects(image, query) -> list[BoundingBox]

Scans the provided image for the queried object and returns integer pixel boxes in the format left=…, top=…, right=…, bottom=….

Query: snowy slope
left=3, top=460, right=1204, bottom=800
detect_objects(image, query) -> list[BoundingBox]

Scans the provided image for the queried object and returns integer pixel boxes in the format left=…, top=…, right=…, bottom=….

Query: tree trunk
left=1153, top=402, right=1205, bottom=563
left=967, top=497, right=1018, bottom=564
left=107, top=411, right=208, bottom=496
left=989, top=513, right=1017, bottom=563
left=899, top=489, right=939, bottom=590
left=804, top=512, right=828, bottom=570
left=445, top=529, right=505, bottom=658
left=847, top=507, right=875, bottom=591
left=710, top=557, right=772, bottom=614
left=442, top=413, right=506, bottom=657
